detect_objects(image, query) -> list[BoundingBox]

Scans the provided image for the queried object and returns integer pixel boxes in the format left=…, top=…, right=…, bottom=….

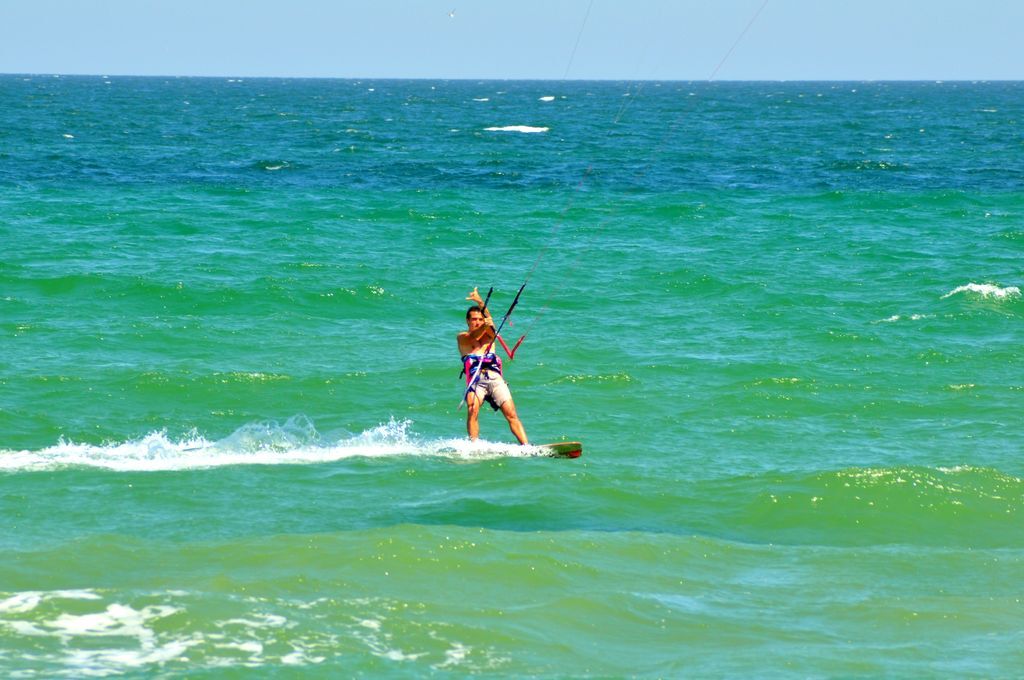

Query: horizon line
left=3, top=71, right=1021, bottom=84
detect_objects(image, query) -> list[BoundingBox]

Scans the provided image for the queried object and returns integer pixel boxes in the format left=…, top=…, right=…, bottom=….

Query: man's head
left=466, top=305, right=486, bottom=330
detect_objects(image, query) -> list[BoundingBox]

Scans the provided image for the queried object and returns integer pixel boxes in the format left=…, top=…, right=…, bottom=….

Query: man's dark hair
left=466, top=305, right=486, bottom=319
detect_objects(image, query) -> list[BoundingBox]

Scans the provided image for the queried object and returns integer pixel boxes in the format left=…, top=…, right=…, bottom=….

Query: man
left=457, top=287, right=529, bottom=444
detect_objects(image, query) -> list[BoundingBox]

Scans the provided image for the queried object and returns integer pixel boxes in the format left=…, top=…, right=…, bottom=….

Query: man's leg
left=466, top=393, right=481, bottom=440
left=499, top=398, right=528, bottom=445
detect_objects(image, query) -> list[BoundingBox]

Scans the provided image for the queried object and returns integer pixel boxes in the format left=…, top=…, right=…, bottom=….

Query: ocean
left=1, top=75, right=1022, bottom=676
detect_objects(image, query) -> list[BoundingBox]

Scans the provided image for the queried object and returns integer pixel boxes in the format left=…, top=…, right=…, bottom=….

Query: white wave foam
left=0, top=591, right=192, bottom=672
left=484, top=125, right=549, bottom=133
left=439, top=642, right=473, bottom=668
left=0, top=417, right=550, bottom=473
left=53, top=603, right=179, bottom=638
left=219, top=613, right=288, bottom=629
left=941, top=283, right=1021, bottom=300
left=538, top=96, right=555, bottom=102
left=875, top=313, right=933, bottom=323
left=0, top=590, right=100, bottom=615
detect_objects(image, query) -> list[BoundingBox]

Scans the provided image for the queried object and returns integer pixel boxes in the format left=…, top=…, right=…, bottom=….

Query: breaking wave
left=941, top=282, right=1021, bottom=299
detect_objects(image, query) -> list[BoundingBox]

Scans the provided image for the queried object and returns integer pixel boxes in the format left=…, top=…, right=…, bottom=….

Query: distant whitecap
left=876, top=313, right=932, bottom=324
left=484, top=125, right=549, bottom=133
left=941, top=283, right=1021, bottom=300
left=539, top=96, right=555, bottom=102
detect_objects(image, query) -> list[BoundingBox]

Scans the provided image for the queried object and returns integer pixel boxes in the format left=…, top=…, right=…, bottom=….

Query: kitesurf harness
left=462, top=353, right=502, bottom=384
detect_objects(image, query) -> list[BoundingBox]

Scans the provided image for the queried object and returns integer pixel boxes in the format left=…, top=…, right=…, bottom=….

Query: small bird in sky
left=448, top=8, right=456, bottom=19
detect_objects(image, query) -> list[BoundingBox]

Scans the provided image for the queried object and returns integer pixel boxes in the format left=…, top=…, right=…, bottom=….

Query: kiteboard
left=539, top=441, right=583, bottom=459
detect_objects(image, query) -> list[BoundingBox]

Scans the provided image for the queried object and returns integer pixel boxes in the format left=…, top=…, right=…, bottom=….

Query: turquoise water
left=2, top=75, right=1023, bottom=676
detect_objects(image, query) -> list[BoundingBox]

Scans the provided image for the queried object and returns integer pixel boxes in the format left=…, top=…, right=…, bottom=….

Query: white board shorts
left=468, top=371, right=512, bottom=411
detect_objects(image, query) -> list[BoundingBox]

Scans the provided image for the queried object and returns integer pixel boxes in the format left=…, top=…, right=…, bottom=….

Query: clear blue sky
left=1, top=1, right=1020, bottom=80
